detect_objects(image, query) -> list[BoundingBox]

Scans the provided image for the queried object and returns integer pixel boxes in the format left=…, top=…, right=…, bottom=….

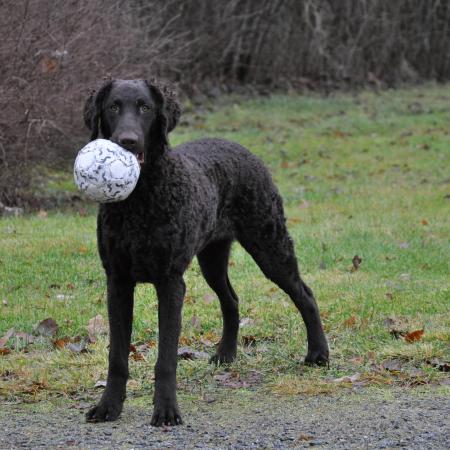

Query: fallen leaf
left=2, top=299, right=7, bottom=306
left=0, top=328, right=14, bottom=348
left=66, top=283, right=75, bottom=290
left=67, top=337, right=89, bottom=353
left=384, top=317, right=408, bottom=339
left=421, top=219, right=429, bottom=226
left=349, top=356, right=364, bottom=365
left=385, top=292, right=394, bottom=300
left=177, top=346, right=209, bottom=360
left=296, top=434, right=313, bottom=442
left=405, top=329, right=424, bottom=343
left=35, top=318, right=58, bottom=337
left=426, top=358, right=450, bottom=372
left=344, top=315, right=357, bottom=328
left=199, top=337, right=214, bottom=347
left=0, top=348, right=10, bottom=356
left=131, top=351, right=145, bottom=361
left=87, top=314, right=108, bottom=343
left=381, top=358, right=403, bottom=372
left=179, top=336, right=192, bottom=346
left=242, top=335, right=257, bottom=346
left=53, top=337, right=70, bottom=349
left=351, top=255, right=362, bottom=271
left=239, top=317, right=254, bottom=328
left=37, top=209, right=48, bottom=218
left=14, top=332, right=34, bottom=348
left=333, top=373, right=362, bottom=383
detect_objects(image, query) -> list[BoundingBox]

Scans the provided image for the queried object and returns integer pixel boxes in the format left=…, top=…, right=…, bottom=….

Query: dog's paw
left=150, top=403, right=183, bottom=427
left=86, top=399, right=123, bottom=423
left=305, top=348, right=329, bottom=366
left=209, top=348, right=236, bottom=366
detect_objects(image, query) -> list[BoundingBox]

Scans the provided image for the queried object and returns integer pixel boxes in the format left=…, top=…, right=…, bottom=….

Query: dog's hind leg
left=238, top=223, right=329, bottom=365
left=197, top=239, right=240, bottom=365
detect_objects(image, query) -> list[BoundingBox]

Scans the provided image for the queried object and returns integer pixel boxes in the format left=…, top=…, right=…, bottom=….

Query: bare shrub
left=1, top=0, right=449, bottom=206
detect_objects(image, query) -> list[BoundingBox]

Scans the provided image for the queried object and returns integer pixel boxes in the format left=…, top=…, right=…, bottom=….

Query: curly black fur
left=84, top=79, right=329, bottom=427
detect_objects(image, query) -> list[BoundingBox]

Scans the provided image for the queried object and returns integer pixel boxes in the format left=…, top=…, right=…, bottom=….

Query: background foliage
left=1, top=0, right=449, bottom=206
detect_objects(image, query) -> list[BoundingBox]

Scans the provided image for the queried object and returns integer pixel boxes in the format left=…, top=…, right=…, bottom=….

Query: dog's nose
left=117, top=133, right=138, bottom=150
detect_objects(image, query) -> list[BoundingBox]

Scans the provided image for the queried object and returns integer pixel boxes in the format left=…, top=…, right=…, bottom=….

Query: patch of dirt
left=0, top=388, right=448, bottom=449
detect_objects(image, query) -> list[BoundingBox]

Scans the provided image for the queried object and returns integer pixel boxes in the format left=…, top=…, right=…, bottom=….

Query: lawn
left=0, top=84, right=449, bottom=402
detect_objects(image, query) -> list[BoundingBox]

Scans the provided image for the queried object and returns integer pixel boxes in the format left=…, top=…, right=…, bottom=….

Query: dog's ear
left=83, top=81, right=113, bottom=141
left=145, top=79, right=181, bottom=155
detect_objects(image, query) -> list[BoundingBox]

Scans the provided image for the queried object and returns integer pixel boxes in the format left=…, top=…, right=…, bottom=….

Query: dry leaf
left=2, top=299, right=7, bottom=306
left=67, top=337, right=89, bottom=353
left=179, top=336, right=192, bottom=346
left=94, top=380, right=107, bottom=388
left=333, top=373, right=362, bottom=383
left=421, top=219, right=429, bottom=226
left=53, top=337, right=70, bottom=349
left=239, top=317, right=254, bottom=328
left=344, top=315, right=357, bottom=328
left=381, top=358, right=403, bottom=372
left=87, top=314, right=108, bottom=343
left=0, top=328, right=14, bottom=348
left=37, top=209, right=48, bottom=218
left=426, top=358, right=450, bottom=372
left=405, top=329, right=424, bottom=343
left=177, top=347, right=209, bottom=360
left=242, top=335, right=257, bottom=346
left=351, top=255, right=362, bottom=271
left=297, top=434, right=313, bottom=442
left=35, top=318, right=58, bottom=337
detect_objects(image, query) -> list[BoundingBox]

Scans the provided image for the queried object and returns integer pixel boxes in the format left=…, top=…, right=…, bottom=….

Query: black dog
left=83, top=79, right=329, bottom=426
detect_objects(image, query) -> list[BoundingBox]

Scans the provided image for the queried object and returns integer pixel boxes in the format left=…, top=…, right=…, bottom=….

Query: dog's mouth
left=136, top=152, right=145, bottom=165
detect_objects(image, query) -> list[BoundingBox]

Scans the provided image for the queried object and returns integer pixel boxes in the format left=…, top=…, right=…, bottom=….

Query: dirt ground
left=0, top=387, right=448, bottom=449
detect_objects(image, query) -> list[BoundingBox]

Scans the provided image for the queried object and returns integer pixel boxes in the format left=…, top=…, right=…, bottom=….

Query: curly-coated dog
left=83, top=79, right=329, bottom=426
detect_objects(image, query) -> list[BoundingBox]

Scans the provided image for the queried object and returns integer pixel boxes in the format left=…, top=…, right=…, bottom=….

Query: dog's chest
left=97, top=207, right=193, bottom=282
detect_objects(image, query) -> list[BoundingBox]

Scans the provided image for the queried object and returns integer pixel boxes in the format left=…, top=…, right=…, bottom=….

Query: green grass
left=0, top=84, right=449, bottom=401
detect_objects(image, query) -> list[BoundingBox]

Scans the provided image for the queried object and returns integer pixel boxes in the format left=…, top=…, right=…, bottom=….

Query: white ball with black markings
left=74, top=139, right=140, bottom=203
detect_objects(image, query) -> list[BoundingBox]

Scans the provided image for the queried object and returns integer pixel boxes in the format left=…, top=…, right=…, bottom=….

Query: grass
left=0, top=84, right=449, bottom=403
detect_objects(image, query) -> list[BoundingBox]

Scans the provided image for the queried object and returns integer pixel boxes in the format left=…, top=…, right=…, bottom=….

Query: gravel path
left=0, top=389, right=449, bottom=449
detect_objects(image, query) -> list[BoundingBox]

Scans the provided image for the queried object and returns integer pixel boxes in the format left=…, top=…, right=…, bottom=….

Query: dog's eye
left=110, top=104, right=119, bottom=113
left=140, top=105, right=150, bottom=113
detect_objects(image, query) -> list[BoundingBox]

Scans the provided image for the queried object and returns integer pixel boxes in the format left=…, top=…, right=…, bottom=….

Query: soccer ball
left=74, top=139, right=140, bottom=203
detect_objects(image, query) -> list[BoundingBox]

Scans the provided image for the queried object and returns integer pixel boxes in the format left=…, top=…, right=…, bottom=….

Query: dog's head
left=84, top=79, right=181, bottom=164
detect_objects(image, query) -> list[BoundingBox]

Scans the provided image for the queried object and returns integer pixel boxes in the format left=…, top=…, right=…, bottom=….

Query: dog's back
left=172, top=137, right=280, bottom=212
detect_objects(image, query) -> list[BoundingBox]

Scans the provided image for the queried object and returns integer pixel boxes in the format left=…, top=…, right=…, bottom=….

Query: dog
left=83, top=79, right=329, bottom=426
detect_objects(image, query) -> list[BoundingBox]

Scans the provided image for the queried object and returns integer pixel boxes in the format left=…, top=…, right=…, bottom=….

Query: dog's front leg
left=151, top=276, right=185, bottom=426
left=86, top=275, right=135, bottom=422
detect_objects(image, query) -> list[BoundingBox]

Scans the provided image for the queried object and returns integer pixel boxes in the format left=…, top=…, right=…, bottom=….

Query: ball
left=74, top=139, right=140, bottom=203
